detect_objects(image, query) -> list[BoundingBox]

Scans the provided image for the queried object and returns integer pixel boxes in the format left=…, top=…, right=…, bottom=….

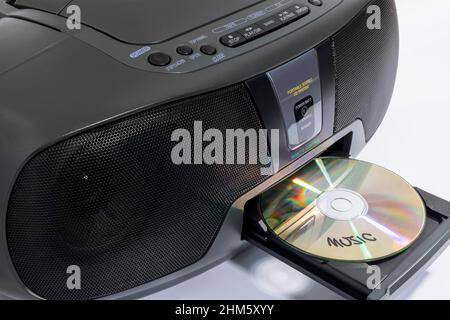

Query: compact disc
left=260, top=157, right=426, bottom=262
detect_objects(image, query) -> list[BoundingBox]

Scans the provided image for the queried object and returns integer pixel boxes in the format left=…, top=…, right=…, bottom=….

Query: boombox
left=1, top=0, right=449, bottom=300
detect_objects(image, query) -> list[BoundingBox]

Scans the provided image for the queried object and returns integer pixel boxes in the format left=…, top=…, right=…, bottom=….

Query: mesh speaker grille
left=7, top=84, right=266, bottom=300
left=332, top=0, right=399, bottom=139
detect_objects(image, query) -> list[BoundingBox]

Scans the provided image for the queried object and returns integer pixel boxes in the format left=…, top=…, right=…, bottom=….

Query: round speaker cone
left=260, top=157, right=426, bottom=262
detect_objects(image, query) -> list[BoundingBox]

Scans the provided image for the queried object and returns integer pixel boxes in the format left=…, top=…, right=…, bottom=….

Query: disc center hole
left=331, top=198, right=353, bottom=212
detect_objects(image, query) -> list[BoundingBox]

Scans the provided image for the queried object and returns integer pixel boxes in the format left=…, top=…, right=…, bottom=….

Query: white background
left=147, top=0, right=450, bottom=300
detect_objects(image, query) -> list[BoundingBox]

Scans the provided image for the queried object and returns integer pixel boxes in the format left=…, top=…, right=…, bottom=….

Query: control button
left=275, top=9, right=298, bottom=24
left=220, top=32, right=247, bottom=48
left=200, top=45, right=217, bottom=55
left=259, top=16, right=283, bottom=32
left=238, top=24, right=265, bottom=40
left=294, top=96, right=314, bottom=122
left=290, top=4, right=311, bottom=18
left=308, top=0, right=323, bottom=6
left=176, top=45, right=193, bottom=56
left=148, top=52, right=171, bottom=66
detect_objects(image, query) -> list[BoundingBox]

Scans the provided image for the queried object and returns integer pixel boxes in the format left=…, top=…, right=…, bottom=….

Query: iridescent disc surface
left=260, top=157, right=426, bottom=262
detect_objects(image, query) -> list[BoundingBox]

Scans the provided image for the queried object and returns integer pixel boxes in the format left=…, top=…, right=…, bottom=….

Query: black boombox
left=0, top=0, right=449, bottom=300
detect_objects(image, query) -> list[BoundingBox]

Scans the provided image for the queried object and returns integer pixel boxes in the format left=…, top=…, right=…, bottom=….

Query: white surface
left=357, top=0, right=450, bottom=300
left=146, top=0, right=450, bottom=300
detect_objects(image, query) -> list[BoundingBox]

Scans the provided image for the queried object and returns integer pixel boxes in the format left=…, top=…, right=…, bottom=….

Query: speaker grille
left=7, top=84, right=266, bottom=300
left=332, top=0, right=399, bottom=139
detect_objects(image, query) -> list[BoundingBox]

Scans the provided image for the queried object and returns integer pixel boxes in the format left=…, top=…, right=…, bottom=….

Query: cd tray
left=243, top=188, right=450, bottom=300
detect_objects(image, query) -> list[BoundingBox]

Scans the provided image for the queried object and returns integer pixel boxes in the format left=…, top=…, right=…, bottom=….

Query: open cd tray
left=243, top=178, right=450, bottom=300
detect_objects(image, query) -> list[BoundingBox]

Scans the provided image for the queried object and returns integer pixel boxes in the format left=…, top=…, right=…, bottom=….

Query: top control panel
left=72, top=0, right=343, bottom=73
left=219, top=3, right=311, bottom=48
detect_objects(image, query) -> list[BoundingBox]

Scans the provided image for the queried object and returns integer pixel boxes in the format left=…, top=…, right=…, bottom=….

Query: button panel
left=220, top=4, right=310, bottom=48
left=267, top=49, right=322, bottom=150
left=84, top=0, right=344, bottom=73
